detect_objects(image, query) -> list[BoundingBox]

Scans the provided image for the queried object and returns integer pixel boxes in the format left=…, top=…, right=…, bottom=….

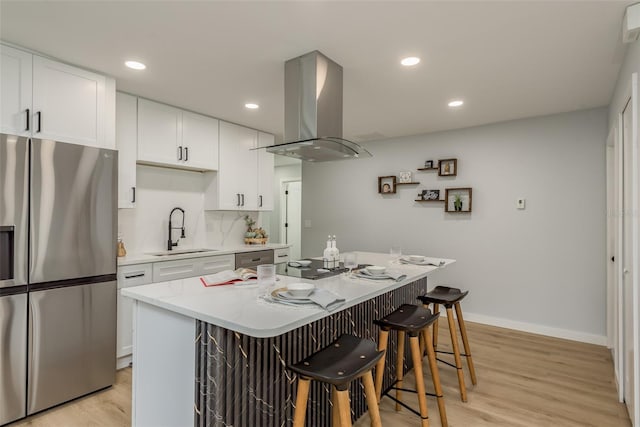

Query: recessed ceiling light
left=401, top=57, right=420, bottom=67
left=245, top=103, right=259, bottom=109
left=448, top=100, right=464, bottom=108
left=125, top=60, right=146, bottom=70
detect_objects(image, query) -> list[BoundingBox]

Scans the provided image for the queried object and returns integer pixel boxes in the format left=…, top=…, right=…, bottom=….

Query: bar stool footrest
left=384, top=394, right=429, bottom=420
left=436, top=349, right=470, bottom=357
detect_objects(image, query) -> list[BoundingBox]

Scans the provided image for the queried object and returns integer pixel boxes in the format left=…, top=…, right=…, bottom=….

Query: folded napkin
left=399, top=258, right=445, bottom=267
left=308, top=289, right=345, bottom=311
left=357, top=269, right=407, bottom=282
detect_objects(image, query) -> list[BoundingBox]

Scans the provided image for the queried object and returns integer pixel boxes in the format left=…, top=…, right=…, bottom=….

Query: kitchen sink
left=146, top=248, right=219, bottom=256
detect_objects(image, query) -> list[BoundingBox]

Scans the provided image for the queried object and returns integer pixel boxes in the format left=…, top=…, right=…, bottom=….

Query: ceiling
left=0, top=1, right=629, bottom=143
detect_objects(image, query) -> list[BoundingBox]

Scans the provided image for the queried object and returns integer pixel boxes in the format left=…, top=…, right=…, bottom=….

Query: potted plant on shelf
left=454, top=194, right=463, bottom=211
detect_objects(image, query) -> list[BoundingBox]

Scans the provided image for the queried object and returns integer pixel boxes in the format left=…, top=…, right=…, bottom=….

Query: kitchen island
left=122, top=252, right=454, bottom=427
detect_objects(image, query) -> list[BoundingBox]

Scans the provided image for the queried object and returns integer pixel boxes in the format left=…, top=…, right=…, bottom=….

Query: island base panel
left=195, top=277, right=427, bottom=426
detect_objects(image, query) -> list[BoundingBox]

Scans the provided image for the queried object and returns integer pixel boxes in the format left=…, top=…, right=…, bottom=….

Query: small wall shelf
left=414, top=199, right=444, bottom=202
left=445, top=187, right=472, bottom=213
left=396, top=182, right=420, bottom=185
left=417, top=167, right=438, bottom=171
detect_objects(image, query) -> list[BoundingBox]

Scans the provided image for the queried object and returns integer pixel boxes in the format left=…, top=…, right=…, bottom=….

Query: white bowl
left=287, top=282, right=315, bottom=297
left=409, top=255, right=425, bottom=263
left=295, top=260, right=312, bottom=267
left=366, top=265, right=386, bottom=276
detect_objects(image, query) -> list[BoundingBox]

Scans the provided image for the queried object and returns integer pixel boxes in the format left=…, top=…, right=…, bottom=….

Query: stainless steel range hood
left=265, top=50, right=371, bottom=162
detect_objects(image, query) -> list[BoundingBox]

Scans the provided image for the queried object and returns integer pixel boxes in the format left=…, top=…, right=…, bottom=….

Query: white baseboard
left=117, top=355, right=132, bottom=370
left=461, top=311, right=607, bottom=346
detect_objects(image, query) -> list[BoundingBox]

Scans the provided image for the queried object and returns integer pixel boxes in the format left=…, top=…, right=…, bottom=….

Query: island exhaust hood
left=265, top=50, right=371, bottom=162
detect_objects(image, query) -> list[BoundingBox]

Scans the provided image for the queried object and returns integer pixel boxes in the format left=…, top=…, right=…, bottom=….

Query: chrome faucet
left=167, top=207, right=185, bottom=251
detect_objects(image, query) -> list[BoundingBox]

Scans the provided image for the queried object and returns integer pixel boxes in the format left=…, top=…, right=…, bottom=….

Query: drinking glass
left=344, top=253, right=357, bottom=273
left=390, top=245, right=402, bottom=261
left=257, top=264, right=276, bottom=296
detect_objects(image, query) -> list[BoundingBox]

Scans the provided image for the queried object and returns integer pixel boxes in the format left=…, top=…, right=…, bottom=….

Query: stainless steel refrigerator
left=0, top=134, right=117, bottom=425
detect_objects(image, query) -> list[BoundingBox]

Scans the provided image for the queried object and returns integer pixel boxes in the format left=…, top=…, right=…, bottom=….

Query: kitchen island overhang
left=123, top=252, right=454, bottom=426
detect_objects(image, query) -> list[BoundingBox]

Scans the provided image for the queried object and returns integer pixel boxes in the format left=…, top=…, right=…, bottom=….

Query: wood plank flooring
left=10, top=322, right=630, bottom=426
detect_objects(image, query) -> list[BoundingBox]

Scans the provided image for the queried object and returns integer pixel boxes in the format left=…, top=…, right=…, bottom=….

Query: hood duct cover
left=265, top=50, right=371, bottom=162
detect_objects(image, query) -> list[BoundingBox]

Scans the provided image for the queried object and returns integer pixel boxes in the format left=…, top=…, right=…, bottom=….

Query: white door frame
left=631, top=73, right=640, bottom=427
left=279, top=178, right=301, bottom=258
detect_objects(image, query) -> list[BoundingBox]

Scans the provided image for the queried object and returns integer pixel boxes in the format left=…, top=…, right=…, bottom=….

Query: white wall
left=118, top=165, right=257, bottom=254
left=302, top=107, right=608, bottom=343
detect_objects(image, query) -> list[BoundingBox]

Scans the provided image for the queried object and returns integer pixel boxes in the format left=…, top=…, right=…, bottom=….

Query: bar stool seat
left=288, top=334, right=384, bottom=427
left=374, top=304, right=448, bottom=427
left=418, top=286, right=477, bottom=403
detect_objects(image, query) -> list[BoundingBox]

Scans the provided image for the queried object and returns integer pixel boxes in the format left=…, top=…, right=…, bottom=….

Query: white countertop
left=117, top=243, right=291, bottom=266
left=122, top=252, right=454, bottom=338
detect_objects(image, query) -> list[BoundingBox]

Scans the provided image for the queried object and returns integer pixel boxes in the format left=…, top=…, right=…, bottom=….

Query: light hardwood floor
left=10, top=322, right=630, bottom=427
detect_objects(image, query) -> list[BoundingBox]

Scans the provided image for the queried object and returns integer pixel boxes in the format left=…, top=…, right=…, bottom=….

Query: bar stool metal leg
left=423, top=326, right=448, bottom=427
left=375, top=329, right=390, bottom=402
left=445, top=307, right=467, bottom=402
left=455, top=302, right=477, bottom=385
left=409, top=335, right=430, bottom=427
left=396, top=330, right=406, bottom=411
left=362, top=371, right=383, bottom=427
left=293, top=377, right=311, bottom=427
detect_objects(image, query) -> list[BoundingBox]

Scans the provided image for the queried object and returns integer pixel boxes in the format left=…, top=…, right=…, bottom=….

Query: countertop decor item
left=244, top=215, right=268, bottom=244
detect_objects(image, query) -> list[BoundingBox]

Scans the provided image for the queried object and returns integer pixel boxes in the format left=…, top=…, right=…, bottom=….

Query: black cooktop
left=276, top=259, right=348, bottom=280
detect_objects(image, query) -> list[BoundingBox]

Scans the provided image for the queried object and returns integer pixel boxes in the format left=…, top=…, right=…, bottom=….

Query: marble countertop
left=117, top=243, right=291, bottom=266
left=122, top=252, right=454, bottom=338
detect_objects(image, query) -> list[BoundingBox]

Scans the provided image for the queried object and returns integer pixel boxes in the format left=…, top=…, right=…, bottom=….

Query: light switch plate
left=517, top=198, right=526, bottom=209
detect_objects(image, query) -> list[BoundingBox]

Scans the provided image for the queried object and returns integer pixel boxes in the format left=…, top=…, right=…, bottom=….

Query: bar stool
left=373, top=304, right=447, bottom=427
left=418, top=286, right=477, bottom=402
left=287, top=334, right=385, bottom=427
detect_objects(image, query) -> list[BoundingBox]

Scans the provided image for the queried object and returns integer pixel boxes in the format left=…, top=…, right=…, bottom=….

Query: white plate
left=354, top=273, right=390, bottom=281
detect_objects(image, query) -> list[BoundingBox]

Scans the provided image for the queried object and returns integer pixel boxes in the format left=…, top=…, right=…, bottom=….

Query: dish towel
left=308, top=289, right=346, bottom=311
left=399, top=258, right=445, bottom=267
left=358, top=269, right=407, bottom=282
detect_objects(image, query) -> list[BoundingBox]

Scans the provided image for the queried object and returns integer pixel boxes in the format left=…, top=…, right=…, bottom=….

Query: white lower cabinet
left=117, top=263, right=153, bottom=367
left=152, top=254, right=234, bottom=282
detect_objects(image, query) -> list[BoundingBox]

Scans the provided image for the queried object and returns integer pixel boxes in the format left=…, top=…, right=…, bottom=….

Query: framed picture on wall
left=424, top=160, right=434, bottom=169
left=421, top=189, right=440, bottom=200
left=438, top=158, right=457, bottom=176
left=378, top=176, right=396, bottom=194
left=445, top=187, right=472, bottom=212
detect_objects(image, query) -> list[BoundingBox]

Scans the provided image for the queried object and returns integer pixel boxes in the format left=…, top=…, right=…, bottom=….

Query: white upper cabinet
left=0, top=44, right=113, bottom=148
left=182, top=111, right=219, bottom=171
left=205, top=122, right=274, bottom=211
left=137, top=98, right=182, bottom=166
left=137, top=98, right=218, bottom=171
left=0, top=45, right=32, bottom=136
left=116, top=92, right=137, bottom=209
left=32, top=56, right=106, bottom=147
left=257, top=132, right=274, bottom=211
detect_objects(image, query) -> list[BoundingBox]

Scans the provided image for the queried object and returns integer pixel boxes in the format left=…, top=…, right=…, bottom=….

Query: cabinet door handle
left=277, top=254, right=287, bottom=258
left=241, top=194, right=245, bottom=206
left=178, top=146, right=183, bottom=160
left=251, top=258, right=261, bottom=262
left=132, top=187, right=136, bottom=203
left=25, top=108, right=30, bottom=131
left=185, top=147, right=189, bottom=161
left=124, top=273, right=146, bottom=279
left=36, top=111, right=41, bottom=133
left=237, top=194, right=241, bottom=206
left=259, top=195, right=263, bottom=207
